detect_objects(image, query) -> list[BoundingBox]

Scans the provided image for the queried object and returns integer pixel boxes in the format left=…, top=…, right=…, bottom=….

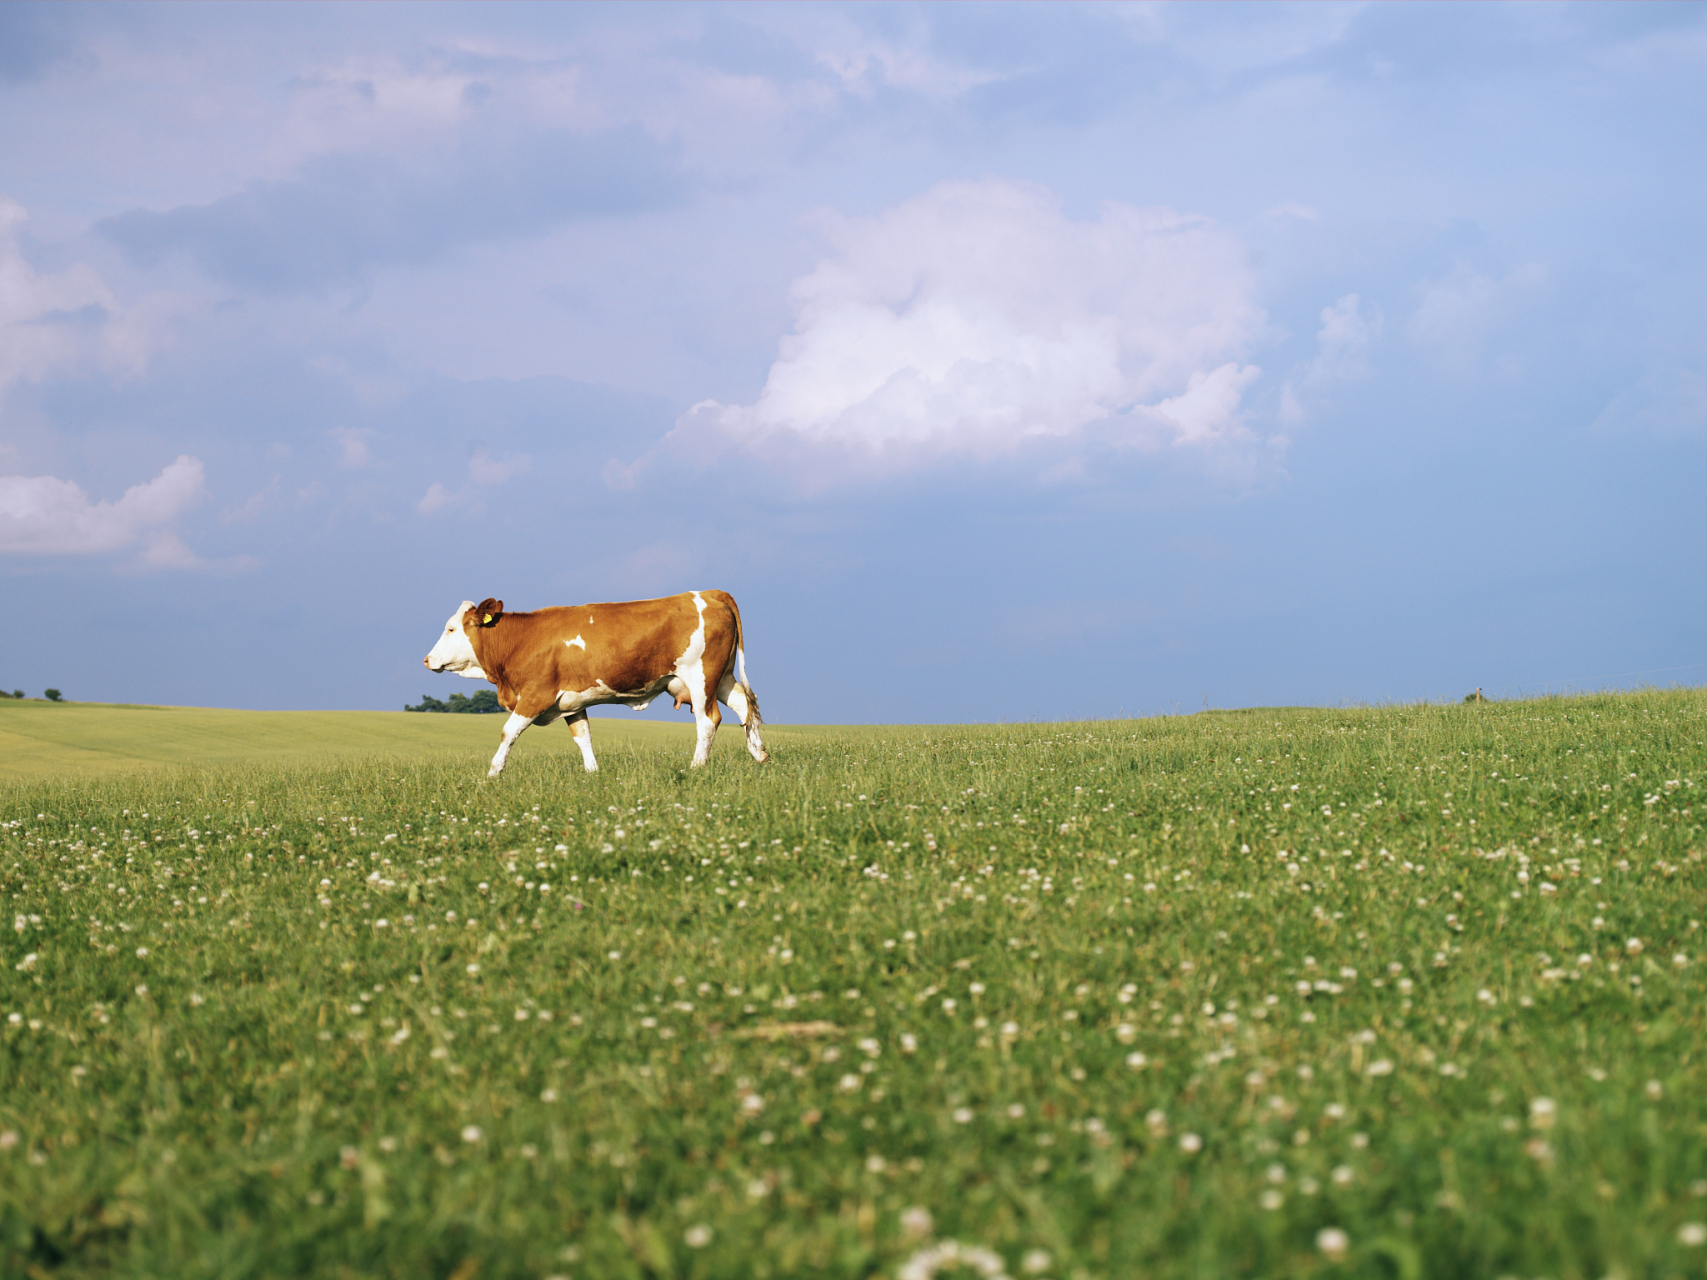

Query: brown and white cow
left=422, top=590, right=768, bottom=777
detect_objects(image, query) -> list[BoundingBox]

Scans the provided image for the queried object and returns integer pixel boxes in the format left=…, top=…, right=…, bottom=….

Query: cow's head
left=423, top=600, right=489, bottom=678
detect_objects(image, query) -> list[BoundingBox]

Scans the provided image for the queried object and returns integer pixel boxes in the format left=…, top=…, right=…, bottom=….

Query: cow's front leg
left=564, top=712, right=598, bottom=772
left=487, top=712, right=533, bottom=777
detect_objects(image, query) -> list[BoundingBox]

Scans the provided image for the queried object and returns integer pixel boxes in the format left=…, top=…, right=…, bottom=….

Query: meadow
left=2, top=689, right=1705, bottom=1280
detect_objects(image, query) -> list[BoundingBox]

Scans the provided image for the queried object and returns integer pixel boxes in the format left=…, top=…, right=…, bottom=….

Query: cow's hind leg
left=689, top=685, right=722, bottom=767
left=564, top=711, right=598, bottom=773
left=716, top=671, right=769, bottom=763
left=488, top=712, right=533, bottom=778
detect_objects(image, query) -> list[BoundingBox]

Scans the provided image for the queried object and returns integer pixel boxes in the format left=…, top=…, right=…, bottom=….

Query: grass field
left=0, top=699, right=707, bottom=782
left=3, top=689, right=1705, bottom=1279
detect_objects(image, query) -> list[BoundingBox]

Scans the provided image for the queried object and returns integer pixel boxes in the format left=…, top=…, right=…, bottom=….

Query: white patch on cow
left=424, top=601, right=487, bottom=678
left=565, top=635, right=586, bottom=650
left=675, top=591, right=720, bottom=766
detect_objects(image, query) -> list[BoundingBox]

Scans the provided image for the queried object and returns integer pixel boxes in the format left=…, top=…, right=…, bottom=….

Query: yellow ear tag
left=482, top=613, right=494, bottom=624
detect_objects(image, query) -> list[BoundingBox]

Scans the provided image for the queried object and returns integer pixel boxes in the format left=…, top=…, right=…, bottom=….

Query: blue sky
left=2, top=1, right=1703, bottom=722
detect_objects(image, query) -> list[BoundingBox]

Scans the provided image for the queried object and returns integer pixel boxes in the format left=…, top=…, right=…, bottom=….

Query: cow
left=422, top=590, right=768, bottom=778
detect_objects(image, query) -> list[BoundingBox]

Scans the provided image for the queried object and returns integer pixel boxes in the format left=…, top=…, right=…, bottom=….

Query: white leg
left=689, top=680, right=720, bottom=767
left=565, top=713, right=598, bottom=772
left=487, top=712, right=532, bottom=777
left=717, top=673, right=769, bottom=763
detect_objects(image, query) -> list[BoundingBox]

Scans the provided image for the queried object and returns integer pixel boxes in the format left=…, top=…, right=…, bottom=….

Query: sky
left=1, top=1, right=1703, bottom=723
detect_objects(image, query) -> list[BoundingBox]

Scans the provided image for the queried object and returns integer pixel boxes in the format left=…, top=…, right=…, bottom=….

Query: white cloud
left=1409, top=263, right=1547, bottom=361
left=1590, top=367, right=1707, bottom=439
left=467, top=448, right=530, bottom=485
left=1309, top=293, right=1380, bottom=383
left=330, top=428, right=372, bottom=468
left=0, top=455, right=206, bottom=558
left=0, top=196, right=153, bottom=396
left=1281, top=292, right=1381, bottom=421
left=792, top=12, right=1000, bottom=98
left=416, top=449, right=532, bottom=516
left=416, top=482, right=455, bottom=515
left=645, top=179, right=1266, bottom=480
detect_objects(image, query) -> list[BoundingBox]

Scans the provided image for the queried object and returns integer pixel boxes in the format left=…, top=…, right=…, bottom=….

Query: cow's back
left=498, top=594, right=728, bottom=701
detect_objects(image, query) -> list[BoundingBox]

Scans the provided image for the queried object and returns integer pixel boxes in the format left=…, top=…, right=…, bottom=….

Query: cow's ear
left=474, top=597, right=504, bottom=626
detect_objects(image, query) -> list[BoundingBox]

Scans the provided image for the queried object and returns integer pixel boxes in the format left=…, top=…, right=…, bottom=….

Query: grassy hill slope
left=0, top=699, right=708, bottom=782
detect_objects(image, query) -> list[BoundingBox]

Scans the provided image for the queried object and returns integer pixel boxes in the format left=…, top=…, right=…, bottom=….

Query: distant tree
left=8, top=690, right=20, bottom=699
left=406, top=690, right=502, bottom=714
left=44, top=689, right=62, bottom=702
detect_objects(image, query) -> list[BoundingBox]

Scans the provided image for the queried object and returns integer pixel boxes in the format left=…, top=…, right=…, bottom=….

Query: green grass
left=0, top=698, right=707, bottom=781
left=3, top=689, right=1705, bottom=1279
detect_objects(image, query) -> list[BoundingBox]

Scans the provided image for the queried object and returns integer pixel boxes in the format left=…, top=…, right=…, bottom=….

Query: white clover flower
left=460, top=1125, right=482, bottom=1143
left=1126, top=1052, right=1148, bottom=1069
left=1021, top=1248, right=1051, bottom=1273
left=1679, top=1223, right=1707, bottom=1247
left=1627, top=937, right=1644, bottom=955
left=1260, top=1188, right=1284, bottom=1210
left=952, top=1107, right=973, bottom=1124
left=900, top=1206, right=933, bottom=1240
left=1178, top=1132, right=1202, bottom=1154
left=683, top=1224, right=712, bottom=1248
left=898, top=1240, right=1006, bottom=1280
left=1316, top=1227, right=1349, bottom=1260
left=1529, top=1097, right=1557, bottom=1129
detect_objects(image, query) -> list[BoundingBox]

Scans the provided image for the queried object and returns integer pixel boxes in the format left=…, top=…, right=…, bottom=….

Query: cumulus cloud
left=1280, top=292, right=1381, bottom=423
left=631, top=179, right=1266, bottom=483
left=0, top=196, right=151, bottom=395
left=1409, top=262, right=1547, bottom=365
left=0, top=455, right=206, bottom=558
left=1309, top=293, right=1380, bottom=383
left=416, top=448, right=532, bottom=515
